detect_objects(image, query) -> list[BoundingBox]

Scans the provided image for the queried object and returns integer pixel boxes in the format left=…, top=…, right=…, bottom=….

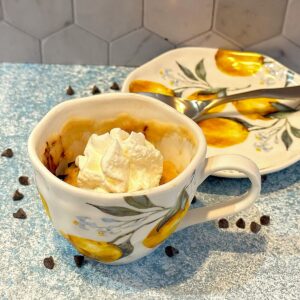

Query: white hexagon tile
left=144, top=0, right=213, bottom=44
left=2, top=0, right=73, bottom=39
left=179, top=31, right=240, bottom=50
left=42, top=25, right=108, bottom=65
left=74, top=0, right=142, bottom=42
left=0, top=21, right=40, bottom=63
left=214, top=0, right=288, bottom=47
left=110, top=28, right=174, bottom=66
left=283, top=0, right=300, bottom=47
left=0, top=0, right=300, bottom=71
left=0, top=1, right=3, bottom=21
left=247, top=36, right=300, bottom=73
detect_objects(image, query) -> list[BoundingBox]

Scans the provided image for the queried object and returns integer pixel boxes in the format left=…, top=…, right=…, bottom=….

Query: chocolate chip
left=13, top=208, right=27, bottom=219
left=66, top=86, right=75, bottom=95
left=1, top=148, right=13, bottom=158
left=218, top=218, right=229, bottom=229
left=250, top=221, right=261, bottom=233
left=74, top=255, right=85, bottom=268
left=191, top=197, right=197, bottom=204
left=19, top=176, right=30, bottom=186
left=91, top=85, right=101, bottom=95
left=43, top=256, right=55, bottom=269
left=110, top=82, right=120, bottom=90
left=57, top=174, right=67, bottom=180
left=12, top=189, right=24, bottom=201
left=236, top=218, right=246, bottom=229
left=261, top=175, right=267, bottom=182
left=260, top=215, right=270, bottom=226
left=165, top=246, right=179, bottom=257
left=67, top=161, right=75, bottom=167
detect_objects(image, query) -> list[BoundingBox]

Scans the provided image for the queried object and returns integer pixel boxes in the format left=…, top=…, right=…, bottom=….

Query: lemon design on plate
left=232, top=98, right=278, bottom=120
left=143, top=187, right=190, bottom=248
left=39, top=192, right=51, bottom=220
left=215, top=49, right=264, bottom=76
left=198, top=118, right=249, bottom=147
left=66, top=234, right=123, bottom=263
left=129, top=80, right=175, bottom=96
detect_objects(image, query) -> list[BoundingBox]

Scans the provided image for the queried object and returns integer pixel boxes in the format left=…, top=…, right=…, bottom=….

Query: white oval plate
left=122, top=47, right=300, bottom=178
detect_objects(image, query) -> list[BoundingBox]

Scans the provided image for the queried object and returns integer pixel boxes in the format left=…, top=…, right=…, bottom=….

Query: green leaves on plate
left=281, top=129, right=293, bottom=150
left=290, top=126, right=300, bottom=138
left=176, top=61, right=198, bottom=81
left=195, top=59, right=207, bottom=81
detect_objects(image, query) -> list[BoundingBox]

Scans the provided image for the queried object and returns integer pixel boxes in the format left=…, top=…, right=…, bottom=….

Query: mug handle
left=176, top=154, right=261, bottom=231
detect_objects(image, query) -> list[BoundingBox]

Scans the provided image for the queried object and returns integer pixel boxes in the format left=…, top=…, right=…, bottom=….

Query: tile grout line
left=281, top=0, right=290, bottom=37
left=210, top=0, right=216, bottom=31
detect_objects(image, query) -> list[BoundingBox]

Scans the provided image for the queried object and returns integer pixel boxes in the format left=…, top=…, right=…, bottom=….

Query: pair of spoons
left=138, top=85, right=300, bottom=122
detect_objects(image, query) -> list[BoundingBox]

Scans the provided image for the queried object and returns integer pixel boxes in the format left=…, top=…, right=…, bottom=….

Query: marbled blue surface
left=0, top=63, right=299, bottom=300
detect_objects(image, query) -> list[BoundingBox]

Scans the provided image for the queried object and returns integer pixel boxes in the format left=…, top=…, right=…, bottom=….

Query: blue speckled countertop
left=0, top=63, right=299, bottom=300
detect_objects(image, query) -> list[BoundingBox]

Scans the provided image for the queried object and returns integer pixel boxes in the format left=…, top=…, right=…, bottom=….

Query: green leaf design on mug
left=124, top=195, right=156, bottom=209
left=87, top=203, right=143, bottom=216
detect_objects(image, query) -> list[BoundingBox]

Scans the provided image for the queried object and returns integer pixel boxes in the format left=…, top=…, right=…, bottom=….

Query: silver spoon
left=138, top=85, right=300, bottom=122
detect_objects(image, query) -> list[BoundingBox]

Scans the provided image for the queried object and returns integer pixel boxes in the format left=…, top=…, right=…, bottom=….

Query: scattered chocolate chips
left=57, top=174, right=67, bottom=180
left=74, top=255, right=85, bottom=268
left=250, top=221, right=261, bottom=233
left=12, top=189, right=24, bottom=201
left=68, top=161, right=75, bottom=167
left=218, top=218, right=229, bottom=229
left=261, top=175, right=267, bottom=182
left=236, top=218, right=246, bottom=229
left=43, top=256, right=55, bottom=269
left=110, top=82, right=120, bottom=90
left=13, top=208, right=27, bottom=219
left=191, top=197, right=197, bottom=204
left=66, top=85, right=75, bottom=95
left=1, top=148, right=13, bottom=158
left=260, top=215, right=270, bottom=226
left=19, top=176, right=30, bottom=186
left=165, top=246, right=179, bottom=257
left=91, top=85, right=101, bottom=95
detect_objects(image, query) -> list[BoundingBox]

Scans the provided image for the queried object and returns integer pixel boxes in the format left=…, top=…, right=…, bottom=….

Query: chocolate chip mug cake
left=42, top=113, right=196, bottom=192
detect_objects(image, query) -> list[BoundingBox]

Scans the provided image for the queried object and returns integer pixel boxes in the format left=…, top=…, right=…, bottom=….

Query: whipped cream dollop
left=75, top=128, right=163, bottom=193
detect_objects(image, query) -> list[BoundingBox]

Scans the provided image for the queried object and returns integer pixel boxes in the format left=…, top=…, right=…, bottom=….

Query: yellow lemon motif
left=198, top=118, right=249, bottom=147
left=143, top=199, right=190, bottom=248
left=129, top=80, right=175, bottom=96
left=186, top=90, right=226, bottom=114
left=66, top=234, right=123, bottom=263
left=232, top=98, right=278, bottom=120
left=39, top=192, right=51, bottom=220
left=215, top=49, right=264, bottom=76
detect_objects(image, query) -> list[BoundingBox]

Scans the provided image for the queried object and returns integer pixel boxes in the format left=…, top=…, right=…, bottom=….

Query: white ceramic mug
left=28, top=93, right=261, bottom=265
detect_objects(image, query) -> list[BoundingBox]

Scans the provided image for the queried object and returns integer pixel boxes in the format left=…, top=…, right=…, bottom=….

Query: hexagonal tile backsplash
left=0, top=0, right=300, bottom=72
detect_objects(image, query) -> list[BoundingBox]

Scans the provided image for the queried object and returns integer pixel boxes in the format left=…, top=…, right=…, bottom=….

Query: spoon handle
left=196, top=85, right=300, bottom=120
